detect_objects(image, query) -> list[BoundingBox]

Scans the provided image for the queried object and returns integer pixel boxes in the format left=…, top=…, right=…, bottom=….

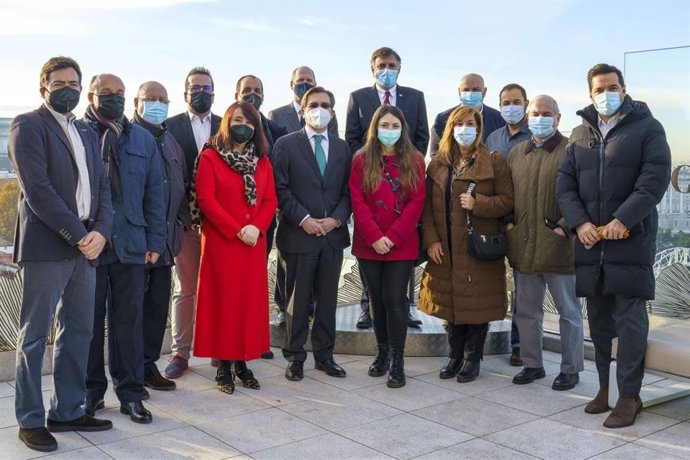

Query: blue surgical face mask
left=528, top=116, right=555, bottom=138
left=453, top=125, right=477, bottom=147
left=460, top=91, right=483, bottom=108
left=293, top=82, right=314, bottom=101
left=141, top=101, right=169, bottom=125
left=378, top=128, right=402, bottom=146
left=375, top=69, right=398, bottom=90
left=593, top=91, right=622, bottom=116
left=500, top=104, right=525, bottom=125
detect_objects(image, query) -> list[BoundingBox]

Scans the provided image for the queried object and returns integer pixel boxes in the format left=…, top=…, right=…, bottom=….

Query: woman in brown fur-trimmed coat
left=419, top=105, right=513, bottom=383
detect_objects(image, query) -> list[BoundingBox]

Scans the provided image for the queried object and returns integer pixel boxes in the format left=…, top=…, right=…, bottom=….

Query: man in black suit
left=9, top=56, right=113, bottom=453
left=429, top=73, right=505, bottom=156
left=164, top=67, right=222, bottom=379
left=273, top=86, right=352, bottom=381
left=345, top=47, right=428, bottom=329
left=268, top=66, right=339, bottom=137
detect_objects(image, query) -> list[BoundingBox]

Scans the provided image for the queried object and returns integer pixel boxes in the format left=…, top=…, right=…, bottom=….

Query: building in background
left=658, top=162, right=690, bottom=233
left=0, top=118, right=12, bottom=172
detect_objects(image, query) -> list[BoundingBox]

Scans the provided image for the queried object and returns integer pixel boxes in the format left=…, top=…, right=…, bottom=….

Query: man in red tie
left=345, top=47, right=429, bottom=330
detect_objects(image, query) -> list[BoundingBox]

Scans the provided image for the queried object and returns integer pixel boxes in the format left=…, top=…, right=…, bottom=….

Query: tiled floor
left=1, top=350, right=689, bottom=459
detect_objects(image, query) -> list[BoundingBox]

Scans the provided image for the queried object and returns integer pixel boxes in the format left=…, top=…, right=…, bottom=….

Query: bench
left=610, top=324, right=690, bottom=407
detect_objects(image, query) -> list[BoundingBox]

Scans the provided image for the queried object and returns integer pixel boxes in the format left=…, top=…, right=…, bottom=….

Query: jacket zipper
left=598, top=133, right=605, bottom=267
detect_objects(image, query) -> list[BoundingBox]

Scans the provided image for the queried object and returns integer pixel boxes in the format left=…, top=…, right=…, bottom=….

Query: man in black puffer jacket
left=557, top=63, right=671, bottom=429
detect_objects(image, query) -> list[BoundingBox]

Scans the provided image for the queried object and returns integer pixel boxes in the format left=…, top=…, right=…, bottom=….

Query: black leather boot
left=368, top=344, right=390, bottom=377
left=439, top=358, right=463, bottom=379
left=456, top=360, right=480, bottom=383
left=387, top=347, right=406, bottom=388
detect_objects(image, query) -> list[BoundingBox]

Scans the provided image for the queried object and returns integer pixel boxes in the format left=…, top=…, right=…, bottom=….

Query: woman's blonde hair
left=436, top=105, right=485, bottom=166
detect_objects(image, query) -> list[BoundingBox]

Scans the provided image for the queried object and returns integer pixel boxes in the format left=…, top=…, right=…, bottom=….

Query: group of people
left=8, top=46, right=671, bottom=453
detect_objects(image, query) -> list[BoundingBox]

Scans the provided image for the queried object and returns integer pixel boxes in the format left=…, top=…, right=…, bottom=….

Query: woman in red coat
left=191, top=101, right=278, bottom=394
left=349, top=105, right=426, bottom=388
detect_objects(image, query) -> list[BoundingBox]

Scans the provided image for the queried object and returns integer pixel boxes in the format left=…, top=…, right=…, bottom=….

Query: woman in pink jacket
left=349, top=105, right=426, bottom=388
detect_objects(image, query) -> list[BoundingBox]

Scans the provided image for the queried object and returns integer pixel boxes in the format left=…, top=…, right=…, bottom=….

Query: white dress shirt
left=598, top=113, right=620, bottom=139
left=292, top=100, right=304, bottom=125
left=188, top=110, right=212, bottom=153
left=46, top=103, right=91, bottom=220
left=305, top=124, right=330, bottom=161
left=375, top=84, right=397, bottom=106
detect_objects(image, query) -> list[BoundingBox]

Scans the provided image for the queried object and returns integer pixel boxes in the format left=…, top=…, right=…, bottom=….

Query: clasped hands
left=576, top=218, right=628, bottom=248
left=238, top=224, right=260, bottom=246
left=372, top=236, right=395, bottom=255
left=77, top=231, right=107, bottom=260
left=301, top=217, right=339, bottom=236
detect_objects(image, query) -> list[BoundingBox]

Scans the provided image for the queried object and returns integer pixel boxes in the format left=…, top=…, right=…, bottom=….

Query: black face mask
left=47, top=87, right=80, bottom=114
left=189, top=91, right=213, bottom=114
left=231, top=124, right=254, bottom=144
left=96, top=94, right=126, bottom=120
left=242, top=93, right=263, bottom=111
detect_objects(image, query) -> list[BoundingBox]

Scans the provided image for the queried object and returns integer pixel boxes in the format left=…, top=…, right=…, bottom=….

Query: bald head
left=134, top=81, right=170, bottom=125
left=528, top=94, right=560, bottom=115
left=89, top=73, right=124, bottom=94
left=458, top=73, right=487, bottom=106
left=459, top=73, right=485, bottom=90
left=137, top=81, right=167, bottom=98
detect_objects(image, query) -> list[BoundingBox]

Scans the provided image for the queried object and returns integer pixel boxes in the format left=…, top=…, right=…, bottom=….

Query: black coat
left=556, top=95, right=671, bottom=299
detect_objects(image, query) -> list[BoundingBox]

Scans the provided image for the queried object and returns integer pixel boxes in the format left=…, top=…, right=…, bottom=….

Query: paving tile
left=279, top=388, right=403, bottom=432
left=533, top=369, right=602, bottom=398
left=194, top=407, right=327, bottom=454
left=645, top=395, right=690, bottom=421
left=549, top=404, right=680, bottom=442
left=485, top=418, right=626, bottom=459
left=400, top=356, right=448, bottom=377
left=144, top=370, right=216, bottom=402
left=482, top=354, right=562, bottom=377
left=412, top=396, right=539, bottom=436
left=98, top=425, right=241, bottom=459
left=589, top=442, right=684, bottom=459
left=77, top=405, right=187, bottom=445
left=190, top=359, right=285, bottom=382
left=477, top=380, right=589, bottom=416
left=635, top=422, right=690, bottom=459
left=39, top=446, right=112, bottom=459
left=0, top=382, right=15, bottom=399
left=0, top=394, right=17, bottom=428
left=233, top=373, right=353, bottom=408
left=303, top=360, right=389, bottom=391
left=339, top=413, right=472, bottom=460
left=353, top=378, right=464, bottom=412
left=0, top=425, right=91, bottom=460
left=412, top=369, right=514, bottom=396
left=415, top=438, right=538, bottom=459
left=252, top=432, right=394, bottom=460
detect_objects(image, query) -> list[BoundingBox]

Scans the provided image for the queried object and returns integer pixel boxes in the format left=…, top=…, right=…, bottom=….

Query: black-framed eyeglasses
left=306, top=102, right=332, bottom=110
left=189, top=84, right=213, bottom=94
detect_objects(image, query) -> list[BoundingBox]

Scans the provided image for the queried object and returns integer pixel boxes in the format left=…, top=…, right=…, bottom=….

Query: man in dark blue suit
left=429, top=73, right=505, bottom=156
left=345, top=47, right=429, bottom=329
left=273, top=87, right=352, bottom=381
left=83, top=73, right=165, bottom=425
left=9, top=56, right=114, bottom=453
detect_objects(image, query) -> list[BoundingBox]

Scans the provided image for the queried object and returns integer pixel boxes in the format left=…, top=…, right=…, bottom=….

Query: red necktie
left=383, top=90, right=391, bottom=106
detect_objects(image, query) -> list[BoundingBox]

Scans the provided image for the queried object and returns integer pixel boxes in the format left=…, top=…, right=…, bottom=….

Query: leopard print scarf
left=190, top=143, right=259, bottom=229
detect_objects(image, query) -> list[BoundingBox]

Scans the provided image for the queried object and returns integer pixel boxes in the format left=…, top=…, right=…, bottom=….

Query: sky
left=0, top=0, right=689, bottom=159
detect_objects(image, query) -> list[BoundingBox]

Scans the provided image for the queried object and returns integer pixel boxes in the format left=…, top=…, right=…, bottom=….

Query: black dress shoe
left=47, top=415, right=113, bottom=432
left=552, top=372, right=579, bottom=391
left=356, top=310, right=372, bottom=329
left=18, top=427, right=57, bottom=452
left=273, top=312, right=286, bottom=327
left=285, top=361, right=304, bottom=381
left=456, top=360, right=480, bottom=383
left=145, top=368, right=176, bottom=391
left=120, top=401, right=152, bottom=424
left=261, top=350, right=275, bottom=359
left=513, top=367, right=546, bottom=384
left=143, top=388, right=150, bottom=400
left=315, top=359, right=347, bottom=377
left=439, top=358, right=463, bottom=379
left=407, top=310, right=422, bottom=327
left=84, top=397, right=105, bottom=417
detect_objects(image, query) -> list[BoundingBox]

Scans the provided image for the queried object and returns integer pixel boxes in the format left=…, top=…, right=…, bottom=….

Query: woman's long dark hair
left=211, top=101, right=269, bottom=157
left=359, top=105, right=420, bottom=193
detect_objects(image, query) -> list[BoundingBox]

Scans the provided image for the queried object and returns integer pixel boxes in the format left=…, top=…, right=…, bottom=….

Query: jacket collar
left=527, top=130, right=564, bottom=154
left=427, top=145, right=495, bottom=187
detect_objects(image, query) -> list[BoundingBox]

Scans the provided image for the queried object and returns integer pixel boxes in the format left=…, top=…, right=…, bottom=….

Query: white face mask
left=305, top=107, right=332, bottom=129
left=453, top=125, right=477, bottom=146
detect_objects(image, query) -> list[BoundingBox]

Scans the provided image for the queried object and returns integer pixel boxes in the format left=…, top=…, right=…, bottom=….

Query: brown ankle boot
left=603, top=396, right=642, bottom=428
left=585, top=388, right=610, bottom=414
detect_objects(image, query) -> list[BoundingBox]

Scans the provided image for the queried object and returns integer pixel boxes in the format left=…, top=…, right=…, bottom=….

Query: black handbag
left=382, top=166, right=426, bottom=266
left=465, top=182, right=508, bottom=261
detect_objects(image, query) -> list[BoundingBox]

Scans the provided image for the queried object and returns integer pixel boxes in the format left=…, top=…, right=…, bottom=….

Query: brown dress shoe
left=585, top=388, right=611, bottom=414
left=603, top=396, right=642, bottom=428
left=509, top=347, right=523, bottom=367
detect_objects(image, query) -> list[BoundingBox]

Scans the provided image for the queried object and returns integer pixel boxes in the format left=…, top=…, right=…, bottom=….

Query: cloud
left=3, top=0, right=215, bottom=8
left=210, top=18, right=281, bottom=34
left=296, top=15, right=349, bottom=30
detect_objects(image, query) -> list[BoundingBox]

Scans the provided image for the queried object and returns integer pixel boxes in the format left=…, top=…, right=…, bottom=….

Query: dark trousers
left=448, top=323, right=489, bottom=362
left=587, top=275, right=648, bottom=398
left=510, top=269, right=521, bottom=348
left=360, top=265, right=416, bottom=313
left=143, top=265, right=172, bottom=377
left=358, top=259, right=413, bottom=348
left=86, top=261, right=146, bottom=404
left=281, top=239, right=343, bottom=363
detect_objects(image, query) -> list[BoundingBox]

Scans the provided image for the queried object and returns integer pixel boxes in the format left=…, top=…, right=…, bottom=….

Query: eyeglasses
left=188, top=84, right=213, bottom=94
left=306, top=102, right=332, bottom=110
left=141, top=96, right=170, bottom=104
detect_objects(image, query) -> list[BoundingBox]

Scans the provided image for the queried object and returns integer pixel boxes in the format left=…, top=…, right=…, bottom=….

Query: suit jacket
left=260, top=112, right=288, bottom=153
left=166, top=111, right=222, bottom=188
left=8, top=105, right=113, bottom=263
left=268, top=102, right=339, bottom=137
left=273, top=129, right=352, bottom=253
left=429, top=104, right=505, bottom=156
left=345, top=85, right=429, bottom=154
